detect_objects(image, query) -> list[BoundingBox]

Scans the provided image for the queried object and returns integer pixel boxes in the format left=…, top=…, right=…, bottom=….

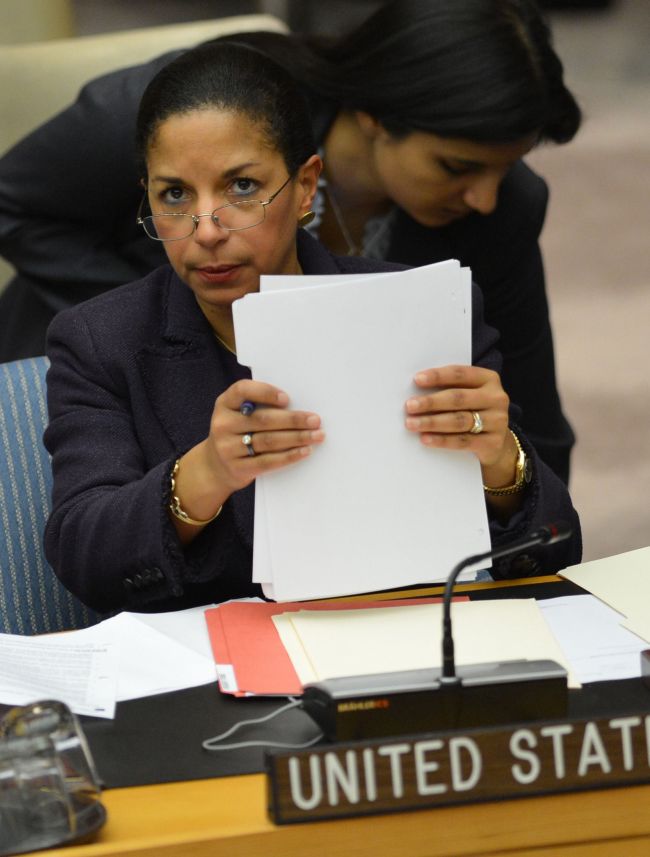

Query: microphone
left=301, top=523, right=573, bottom=741
left=442, top=522, right=572, bottom=679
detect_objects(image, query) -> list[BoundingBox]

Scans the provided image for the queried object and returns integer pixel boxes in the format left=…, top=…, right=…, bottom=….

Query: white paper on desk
left=621, top=617, right=650, bottom=644
left=538, top=595, right=648, bottom=684
left=272, top=598, right=578, bottom=687
left=75, top=611, right=217, bottom=701
left=131, top=604, right=216, bottom=659
left=560, top=546, right=650, bottom=635
left=235, top=260, right=490, bottom=601
left=0, top=607, right=220, bottom=718
left=0, top=633, right=116, bottom=718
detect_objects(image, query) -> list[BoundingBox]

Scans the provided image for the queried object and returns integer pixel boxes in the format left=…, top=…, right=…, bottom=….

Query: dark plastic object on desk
left=0, top=700, right=106, bottom=856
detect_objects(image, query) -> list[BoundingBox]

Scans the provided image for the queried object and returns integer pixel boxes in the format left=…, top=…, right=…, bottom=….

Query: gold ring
left=469, top=411, right=484, bottom=434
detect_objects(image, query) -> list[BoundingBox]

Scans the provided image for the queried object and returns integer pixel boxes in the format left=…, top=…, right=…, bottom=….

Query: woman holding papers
left=1, top=0, right=580, bottom=484
left=44, top=42, right=581, bottom=614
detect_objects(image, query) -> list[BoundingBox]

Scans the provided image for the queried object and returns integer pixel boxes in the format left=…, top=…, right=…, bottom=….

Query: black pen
left=240, top=400, right=256, bottom=416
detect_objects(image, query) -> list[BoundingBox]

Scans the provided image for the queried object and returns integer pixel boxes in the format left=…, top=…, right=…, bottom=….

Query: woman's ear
left=295, top=154, right=322, bottom=217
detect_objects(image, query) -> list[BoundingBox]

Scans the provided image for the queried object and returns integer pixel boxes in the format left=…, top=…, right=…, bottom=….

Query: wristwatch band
left=483, top=430, right=533, bottom=496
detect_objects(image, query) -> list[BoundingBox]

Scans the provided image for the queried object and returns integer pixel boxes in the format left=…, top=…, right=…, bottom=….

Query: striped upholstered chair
left=0, top=357, right=104, bottom=634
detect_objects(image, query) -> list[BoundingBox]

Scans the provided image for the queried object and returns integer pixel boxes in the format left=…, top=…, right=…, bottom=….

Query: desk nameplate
left=266, top=710, right=650, bottom=824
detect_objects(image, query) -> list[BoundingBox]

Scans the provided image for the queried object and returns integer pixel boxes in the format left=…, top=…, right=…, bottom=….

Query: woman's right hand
left=206, top=379, right=325, bottom=493
left=170, top=380, right=324, bottom=540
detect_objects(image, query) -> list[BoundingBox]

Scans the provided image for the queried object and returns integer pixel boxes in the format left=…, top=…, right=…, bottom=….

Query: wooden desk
left=33, top=775, right=650, bottom=857
left=27, top=576, right=650, bottom=857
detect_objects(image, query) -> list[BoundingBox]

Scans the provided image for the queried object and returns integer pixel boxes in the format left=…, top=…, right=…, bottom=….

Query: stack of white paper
left=233, top=260, right=491, bottom=602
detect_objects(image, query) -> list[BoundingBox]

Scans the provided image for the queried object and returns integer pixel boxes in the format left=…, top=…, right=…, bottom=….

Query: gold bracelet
left=483, top=430, right=533, bottom=496
left=169, top=458, right=223, bottom=526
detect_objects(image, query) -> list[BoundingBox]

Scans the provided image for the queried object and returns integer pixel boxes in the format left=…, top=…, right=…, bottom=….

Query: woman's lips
left=195, top=264, right=241, bottom=284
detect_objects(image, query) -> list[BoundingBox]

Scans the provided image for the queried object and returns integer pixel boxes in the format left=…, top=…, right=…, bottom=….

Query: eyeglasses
left=137, top=174, right=294, bottom=242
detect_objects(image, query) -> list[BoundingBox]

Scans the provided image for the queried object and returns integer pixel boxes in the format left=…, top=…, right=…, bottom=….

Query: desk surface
left=33, top=775, right=650, bottom=857
left=25, top=577, right=650, bottom=857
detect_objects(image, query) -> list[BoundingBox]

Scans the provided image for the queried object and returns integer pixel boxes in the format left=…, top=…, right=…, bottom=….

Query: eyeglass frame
left=136, top=174, right=295, bottom=242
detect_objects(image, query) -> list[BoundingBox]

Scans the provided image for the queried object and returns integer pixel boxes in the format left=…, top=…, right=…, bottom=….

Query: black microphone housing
left=302, top=659, right=568, bottom=741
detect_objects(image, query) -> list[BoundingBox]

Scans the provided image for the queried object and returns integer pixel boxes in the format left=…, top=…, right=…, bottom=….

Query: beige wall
left=0, top=0, right=74, bottom=44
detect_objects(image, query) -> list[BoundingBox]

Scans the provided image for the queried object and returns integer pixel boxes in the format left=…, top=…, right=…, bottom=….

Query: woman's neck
left=194, top=256, right=304, bottom=352
left=323, top=112, right=388, bottom=208
left=197, top=301, right=236, bottom=353
left=321, top=112, right=392, bottom=254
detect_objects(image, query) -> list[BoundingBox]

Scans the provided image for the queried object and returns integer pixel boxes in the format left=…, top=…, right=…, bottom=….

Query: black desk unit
left=23, top=576, right=650, bottom=857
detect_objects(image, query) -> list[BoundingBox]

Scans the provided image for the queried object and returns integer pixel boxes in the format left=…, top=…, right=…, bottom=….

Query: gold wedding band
left=469, top=411, right=484, bottom=435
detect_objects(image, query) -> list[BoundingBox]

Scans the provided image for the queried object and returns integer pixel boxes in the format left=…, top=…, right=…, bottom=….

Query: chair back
left=0, top=357, right=104, bottom=634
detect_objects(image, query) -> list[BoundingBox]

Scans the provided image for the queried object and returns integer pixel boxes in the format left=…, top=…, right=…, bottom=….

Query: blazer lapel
left=136, top=272, right=254, bottom=549
left=137, top=274, right=222, bottom=451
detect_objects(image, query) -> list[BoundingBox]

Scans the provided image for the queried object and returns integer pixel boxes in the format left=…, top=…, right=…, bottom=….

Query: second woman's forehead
left=146, top=108, right=279, bottom=172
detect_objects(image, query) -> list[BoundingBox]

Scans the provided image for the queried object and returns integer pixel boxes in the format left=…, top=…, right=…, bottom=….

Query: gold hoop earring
left=298, top=211, right=315, bottom=228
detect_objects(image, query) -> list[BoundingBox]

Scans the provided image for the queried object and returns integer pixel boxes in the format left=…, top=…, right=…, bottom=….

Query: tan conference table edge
left=28, top=576, right=650, bottom=857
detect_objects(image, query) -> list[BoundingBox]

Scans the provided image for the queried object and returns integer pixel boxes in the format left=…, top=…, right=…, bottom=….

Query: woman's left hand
left=404, top=365, right=517, bottom=487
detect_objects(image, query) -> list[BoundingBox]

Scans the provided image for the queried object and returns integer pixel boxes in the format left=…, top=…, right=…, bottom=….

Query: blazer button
left=132, top=573, right=144, bottom=589
left=123, top=577, right=135, bottom=592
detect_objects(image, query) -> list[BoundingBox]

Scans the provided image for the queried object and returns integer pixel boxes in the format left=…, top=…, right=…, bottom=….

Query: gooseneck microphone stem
left=441, top=523, right=572, bottom=680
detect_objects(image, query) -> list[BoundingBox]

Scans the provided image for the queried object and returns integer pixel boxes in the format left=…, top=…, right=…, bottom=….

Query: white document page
left=272, top=598, right=577, bottom=687
left=235, top=261, right=490, bottom=601
left=621, top=617, right=650, bottom=644
left=261, top=272, right=386, bottom=291
left=0, top=633, right=116, bottom=718
left=0, top=607, right=219, bottom=718
left=538, top=595, right=648, bottom=684
left=73, top=612, right=217, bottom=701
left=252, top=273, right=390, bottom=590
left=131, top=604, right=216, bottom=658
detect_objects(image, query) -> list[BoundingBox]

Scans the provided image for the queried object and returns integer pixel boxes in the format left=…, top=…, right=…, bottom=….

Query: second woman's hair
left=214, top=0, right=581, bottom=145
left=135, top=42, right=316, bottom=177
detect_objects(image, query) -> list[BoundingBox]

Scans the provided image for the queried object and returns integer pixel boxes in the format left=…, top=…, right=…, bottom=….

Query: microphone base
left=301, top=660, right=568, bottom=741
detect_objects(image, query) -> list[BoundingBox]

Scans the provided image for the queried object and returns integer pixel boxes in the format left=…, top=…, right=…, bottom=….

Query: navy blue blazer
left=0, top=42, right=573, bottom=482
left=44, top=232, right=581, bottom=613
